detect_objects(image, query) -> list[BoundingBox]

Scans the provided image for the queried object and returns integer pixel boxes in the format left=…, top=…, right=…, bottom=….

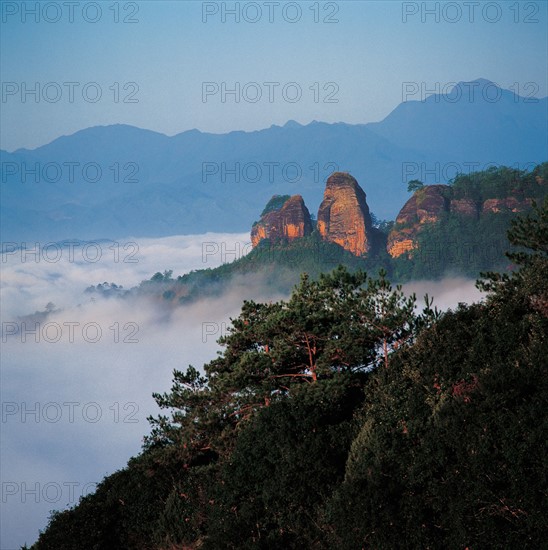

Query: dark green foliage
left=450, top=163, right=547, bottom=201
left=507, top=196, right=548, bottom=259
left=260, top=194, right=291, bottom=217
left=394, top=211, right=516, bottom=279
left=152, top=463, right=218, bottom=548
left=206, top=377, right=364, bottom=549
left=327, top=200, right=548, bottom=549
left=84, top=282, right=125, bottom=298
left=407, top=178, right=424, bottom=193
left=150, top=270, right=174, bottom=283
left=145, top=266, right=428, bottom=463
left=32, top=450, right=187, bottom=550
left=328, top=298, right=547, bottom=548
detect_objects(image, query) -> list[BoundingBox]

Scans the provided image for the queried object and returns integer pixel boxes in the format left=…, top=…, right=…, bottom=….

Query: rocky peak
left=251, top=195, right=312, bottom=247
left=387, top=185, right=450, bottom=258
left=387, top=182, right=539, bottom=258
left=317, top=172, right=373, bottom=256
left=396, top=185, right=450, bottom=226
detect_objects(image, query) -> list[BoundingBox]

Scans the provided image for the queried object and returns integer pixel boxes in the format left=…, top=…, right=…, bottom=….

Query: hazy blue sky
left=1, top=1, right=547, bottom=150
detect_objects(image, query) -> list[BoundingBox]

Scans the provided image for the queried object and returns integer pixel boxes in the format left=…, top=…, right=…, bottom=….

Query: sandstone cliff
left=387, top=185, right=450, bottom=258
left=387, top=186, right=536, bottom=258
left=251, top=195, right=313, bottom=247
left=482, top=197, right=533, bottom=214
left=250, top=170, right=542, bottom=261
left=317, top=172, right=373, bottom=256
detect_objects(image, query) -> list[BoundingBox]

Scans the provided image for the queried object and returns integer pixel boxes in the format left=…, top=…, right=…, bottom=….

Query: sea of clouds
left=0, top=233, right=482, bottom=547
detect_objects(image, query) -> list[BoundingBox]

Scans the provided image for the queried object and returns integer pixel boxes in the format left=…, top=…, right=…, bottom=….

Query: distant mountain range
left=1, top=79, right=546, bottom=242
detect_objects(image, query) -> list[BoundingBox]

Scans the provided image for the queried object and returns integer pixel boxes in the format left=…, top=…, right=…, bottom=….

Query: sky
left=1, top=0, right=547, bottom=151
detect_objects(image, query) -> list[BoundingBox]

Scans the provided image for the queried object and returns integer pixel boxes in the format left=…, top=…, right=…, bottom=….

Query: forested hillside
left=30, top=198, right=548, bottom=549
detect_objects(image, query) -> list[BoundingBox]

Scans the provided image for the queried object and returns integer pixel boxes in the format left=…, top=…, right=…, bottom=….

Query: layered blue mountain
left=1, top=79, right=546, bottom=241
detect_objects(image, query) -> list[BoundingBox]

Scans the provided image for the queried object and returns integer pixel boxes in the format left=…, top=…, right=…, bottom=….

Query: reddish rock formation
left=251, top=195, right=312, bottom=247
left=482, top=197, right=533, bottom=214
left=317, top=172, right=372, bottom=256
left=387, top=233, right=416, bottom=258
left=388, top=184, right=539, bottom=258
left=450, top=198, right=479, bottom=218
left=398, top=185, right=450, bottom=225
left=387, top=185, right=450, bottom=258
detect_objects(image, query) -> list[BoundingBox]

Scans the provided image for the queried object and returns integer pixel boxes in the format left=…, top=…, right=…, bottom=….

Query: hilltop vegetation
left=451, top=164, right=546, bottom=201
left=30, top=198, right=548, bottom=549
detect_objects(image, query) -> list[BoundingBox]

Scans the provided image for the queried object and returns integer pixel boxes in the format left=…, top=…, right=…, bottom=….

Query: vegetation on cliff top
left=81, top=164, right=547, bottom=305
left=128, top=163, right=547, bottom=304
left=259, top=194, right=292, bottom=217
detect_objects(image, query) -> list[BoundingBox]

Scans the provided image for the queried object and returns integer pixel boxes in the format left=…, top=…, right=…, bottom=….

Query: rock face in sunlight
left=317, top=172, right=373, bottom=256
left=387, top=182, right=541, bottom=259
left=248, top=167, right=546, bottom=262
left=251, top=195, right=313, bottom=247
left=482, top=197, right=533, bottom=214
left=387, top=185, right=450, bottom=258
